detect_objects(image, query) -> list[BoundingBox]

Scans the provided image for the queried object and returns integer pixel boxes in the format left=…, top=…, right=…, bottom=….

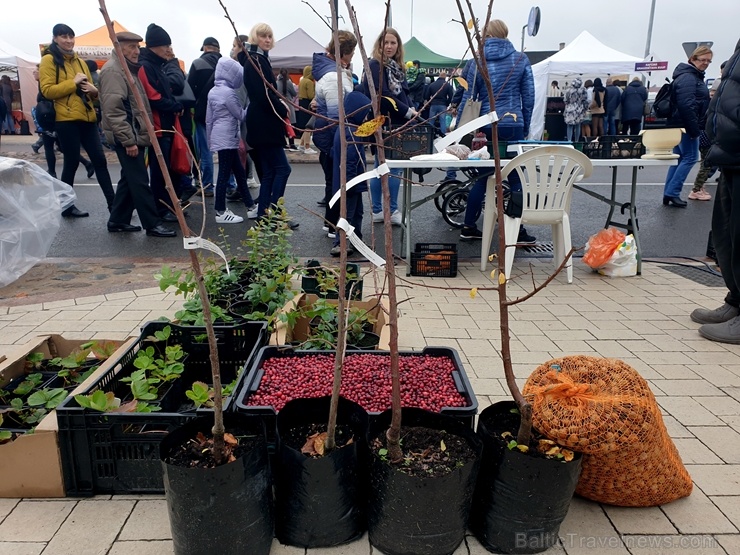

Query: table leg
left=629, top=166, right=642, bottom=275
left=605, top=166, right=618, bottom=228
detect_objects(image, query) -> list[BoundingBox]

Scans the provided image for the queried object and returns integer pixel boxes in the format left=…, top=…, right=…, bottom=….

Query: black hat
left=145, top=23, right=171, bottom=48
left=413, top=60, right=420, bottom=66
left=201, top=37, right=220, bottom=51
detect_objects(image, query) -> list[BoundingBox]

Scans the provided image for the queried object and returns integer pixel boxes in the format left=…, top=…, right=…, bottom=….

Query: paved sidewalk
left=0, top=260, right=739, bottom=554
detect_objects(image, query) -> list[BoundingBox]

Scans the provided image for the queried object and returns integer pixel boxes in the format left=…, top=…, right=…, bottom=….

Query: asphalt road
left=48, top=161, right=716, bottom=263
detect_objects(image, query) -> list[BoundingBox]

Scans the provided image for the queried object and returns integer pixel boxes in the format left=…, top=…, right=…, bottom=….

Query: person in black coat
left=620, top=77, right=647, bottom=135
left=604, top=78, right=622, bottom=135
left=691, top=38, right=740, bottom=343
left=425, top=71, right=453, bottom=133
left=240, top=23, right=294, bottom=225
left=662, top=46, right=713, bottom=207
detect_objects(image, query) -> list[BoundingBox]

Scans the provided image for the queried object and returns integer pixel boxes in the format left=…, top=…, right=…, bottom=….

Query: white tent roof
left=0, top=38, right=41, bottom=133
left=530, top=31, right=644, bottom=139
left=270, top=28, right=324, bottom=71
left=0, top=38, right=40, bottom=67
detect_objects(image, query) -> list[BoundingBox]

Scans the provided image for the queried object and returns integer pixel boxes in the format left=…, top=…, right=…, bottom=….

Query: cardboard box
left=271, top=293, right=390, bottom=350
left=0, top=335, right=132, bottom=497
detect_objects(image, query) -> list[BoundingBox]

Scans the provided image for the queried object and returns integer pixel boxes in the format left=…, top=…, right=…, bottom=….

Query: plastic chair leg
left=503, top=215, right=522, bottom=279
left=480, top=175, right=498, bottom=271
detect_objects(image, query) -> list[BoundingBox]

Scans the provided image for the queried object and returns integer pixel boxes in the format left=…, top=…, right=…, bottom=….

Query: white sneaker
left=215, top=209, right=244, bottom=224
left=247, top=177, right=258, bottom=188
left=247, top=206, right=259, bottom=219
left=303, top=148, right=318, bottom=155
left=372, top=211, right=384, bottom=223
left=327, top=232, right=336, bottom=239
left=390, top=210, right=402, bottom=226
left=322, top=225, right=330, bottom=232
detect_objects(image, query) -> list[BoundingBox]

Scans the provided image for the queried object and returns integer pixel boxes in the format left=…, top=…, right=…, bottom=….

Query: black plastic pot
left=367, top=408, right=483, bottom=555
left=471, top=401, right=582, bottom=554
left=160, top=413, right=273, bottom=555
left=275, top=396, right=368, bottom=547
left=348, top=331, right=380, bottom=350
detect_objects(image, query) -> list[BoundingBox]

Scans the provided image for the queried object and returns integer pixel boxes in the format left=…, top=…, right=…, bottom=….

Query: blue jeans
left=463, top=125, right=523, bottom=228
left=663, top=133, right=699, bottom=199
left=194, top=123, right=213, bottom=186
left=604, top=114, right=618, bottom=135
left=370, top=154, right=401, bottom=214
left=251, top=145, right=291, bottom=216
left=566, top=124, right=580, bottom=142
left=429, top=105, right=448, bottom=134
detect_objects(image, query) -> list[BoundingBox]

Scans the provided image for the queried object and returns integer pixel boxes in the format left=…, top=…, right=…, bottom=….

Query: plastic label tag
left=329, top=164, right=391, bottom=208
left=335, top=218, right=386, bottom=267
left=183, top=237, right=230, bottom=275
left=434, top=111, right=499, bottom=152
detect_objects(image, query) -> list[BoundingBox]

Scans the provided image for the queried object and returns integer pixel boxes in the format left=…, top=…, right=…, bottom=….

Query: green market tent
left=403, top=37, right=466, bottom=69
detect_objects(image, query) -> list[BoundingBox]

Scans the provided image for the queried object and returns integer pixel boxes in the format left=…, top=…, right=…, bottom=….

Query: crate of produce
left=384, top=124, right=435, bottom=160
left=301, top=259, right=363, bottom=300
left=56, top=320, right=267, bottom=496
left=582, top=135, right=645, bottom=159
left=234, top=345, right=478, bottom=449
left=410, top=243, right=458, bottom=278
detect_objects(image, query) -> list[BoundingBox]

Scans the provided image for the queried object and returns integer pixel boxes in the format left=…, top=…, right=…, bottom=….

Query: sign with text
left=635, top=61, right=669, bottom=72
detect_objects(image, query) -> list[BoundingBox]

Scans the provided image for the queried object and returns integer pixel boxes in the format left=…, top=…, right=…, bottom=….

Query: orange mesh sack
left=522, top=356, right=692, bottom=507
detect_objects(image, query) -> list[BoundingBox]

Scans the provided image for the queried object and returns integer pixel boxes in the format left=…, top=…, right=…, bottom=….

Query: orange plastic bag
left=582, top=228, right=625, bottom=269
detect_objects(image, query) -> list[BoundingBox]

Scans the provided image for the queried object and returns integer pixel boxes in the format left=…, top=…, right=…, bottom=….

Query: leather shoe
left=161, top=212, right=178, bottom=223
left=179, top=185, right=199, bottom=203
left=146, top=225, right=177, bottom=237
left=317, top=199, right=328, bottom=207
left=663, top=196, right=687, bottom=208
left=288, top=221, right=299, bottom=230
left=107, top=222, right=142, bottom=233
left=62, top=205, right=89, bottom=218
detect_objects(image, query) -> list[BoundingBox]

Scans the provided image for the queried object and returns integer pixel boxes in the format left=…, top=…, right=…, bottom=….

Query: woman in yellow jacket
left=39, top=23, right=115, bottom=217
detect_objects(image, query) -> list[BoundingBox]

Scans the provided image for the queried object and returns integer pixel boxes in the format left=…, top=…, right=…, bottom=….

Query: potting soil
left=523, top=355, right=693, bottom=506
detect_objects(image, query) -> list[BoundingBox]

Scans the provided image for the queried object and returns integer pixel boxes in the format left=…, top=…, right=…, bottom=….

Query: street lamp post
left=644, top=0, right=656, bottom=59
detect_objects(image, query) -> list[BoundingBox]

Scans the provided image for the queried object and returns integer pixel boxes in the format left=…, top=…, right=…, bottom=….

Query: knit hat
left=145, top=23, right=171, bottom=48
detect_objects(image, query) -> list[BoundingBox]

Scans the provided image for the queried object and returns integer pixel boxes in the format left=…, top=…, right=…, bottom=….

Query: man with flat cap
left=188, top=36, right=221, bottom=196
left=138, top=23, right=186, bottom=221
left=99, top=31, right=175, bottom=237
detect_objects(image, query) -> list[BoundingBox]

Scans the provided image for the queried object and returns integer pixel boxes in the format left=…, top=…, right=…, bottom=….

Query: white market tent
left=530, top=31, right=644, bottom=139
left=270, top=28, right=325, bottom=71
left=0, top=38, right=41, bottom=133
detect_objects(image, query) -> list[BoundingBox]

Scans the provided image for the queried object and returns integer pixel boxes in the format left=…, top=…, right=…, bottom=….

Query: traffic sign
left=635, top=61, right=669, bottom=72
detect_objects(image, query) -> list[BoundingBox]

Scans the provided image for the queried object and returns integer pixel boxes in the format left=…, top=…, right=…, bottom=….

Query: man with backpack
left=661, top=46, right=713, bottom=207
left=188, top=37, right=221, bottom=196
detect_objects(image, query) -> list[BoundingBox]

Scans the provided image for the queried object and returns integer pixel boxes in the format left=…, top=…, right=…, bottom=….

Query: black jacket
left=425, top=77, right=453, bottom=106
left=188, top=52, right=220, bottom=124
left=138, top=48, right=183, bottom=132
left=604, top=85, right=622, bottom=114
left=667, top=62, right=710, bottom=139
left=620, top=80, right=648, bottom=121
left=706, top=39, right=740, bottom=168
left=240, top=46, right=288, bottom=147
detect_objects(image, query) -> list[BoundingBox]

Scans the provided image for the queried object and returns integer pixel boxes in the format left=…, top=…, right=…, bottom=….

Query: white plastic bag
left=598, top=235, right=637, bottom=277
left=0, top=157, right=76, bottom=288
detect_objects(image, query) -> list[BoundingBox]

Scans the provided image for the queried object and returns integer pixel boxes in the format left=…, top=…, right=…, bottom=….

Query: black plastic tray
left=234, top=346, right=478, bottom=449
left=56, top=320, right=267, bottom=496
left=410, top=243, right=458, bottom=278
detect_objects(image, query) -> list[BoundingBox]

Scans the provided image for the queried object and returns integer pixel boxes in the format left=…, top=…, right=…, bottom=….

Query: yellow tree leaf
left=457, top=77, right=468, bottom=91
left=469, top=287, right=478, bottom=299
left=467, top=19, right=475, bottom=30
left=516, top=444, right=529, bottom=453
left=490, top=269, right=498, bottom=281
left=440, top=439, right=447, bottom=452
left=498, top=272, right=507, bottom=285
left=355, top=115, right=385, bottom=137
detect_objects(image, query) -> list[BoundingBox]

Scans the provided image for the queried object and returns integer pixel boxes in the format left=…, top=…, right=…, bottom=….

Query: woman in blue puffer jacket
left=457, top=19, right=536, bottom=243
left=207, top=57, right=256, bottom=224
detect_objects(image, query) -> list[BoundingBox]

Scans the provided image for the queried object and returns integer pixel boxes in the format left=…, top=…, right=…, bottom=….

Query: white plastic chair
left=481, top=146, right=593, bottom=283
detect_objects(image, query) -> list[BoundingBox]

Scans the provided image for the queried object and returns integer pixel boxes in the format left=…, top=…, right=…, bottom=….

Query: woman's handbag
left=36, top=99, right=56, bottom=132
left=170, top=119, right=192, bottom=175
left=174, top=80, right=196, bottom=109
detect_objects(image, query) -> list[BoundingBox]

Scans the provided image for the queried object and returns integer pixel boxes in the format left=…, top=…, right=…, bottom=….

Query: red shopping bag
left=170, top=119, right=192, bottom=175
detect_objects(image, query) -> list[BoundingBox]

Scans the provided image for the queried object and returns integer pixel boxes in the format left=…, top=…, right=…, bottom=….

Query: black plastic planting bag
left=160, top=413, right=273, bottom=555
left=275, top=396, right=368, bottom=548
left=367, top=408, right=483, bottom=555
left=471, top=402, right=582, bottom=554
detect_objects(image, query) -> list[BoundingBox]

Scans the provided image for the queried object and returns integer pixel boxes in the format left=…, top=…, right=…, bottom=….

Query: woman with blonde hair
left=363, top=27, right=417, bottom=226
left=239, top=23, right=296, bottom=226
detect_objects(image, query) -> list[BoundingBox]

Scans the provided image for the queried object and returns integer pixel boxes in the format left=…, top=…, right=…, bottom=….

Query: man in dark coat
left=138, top=23, right=185, bottom=220
left=425, top=71, right=453, bottom=133
left=407, top=60, right=425, bottom=109
left=604, top=78, right=622, bottom=135
left=691, top=39, right=740, bottom=344
left=661, top=46, right=712, bottom=207
left=188, top=37, right=221, bottom=194
left=620, top=77, right=647, bottom=135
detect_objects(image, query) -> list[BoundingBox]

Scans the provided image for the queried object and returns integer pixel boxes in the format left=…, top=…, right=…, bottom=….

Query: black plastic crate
left=410, top=243, right=458, bottom=278
left=301, top=259, right=363, bottom=300
left=56, top=320, right=267, bottom=496
left=583, top=135, right=645, bottom=159
left=384, top=124, right=435, bottom=160
left=234, top=345, right=478, bottom=450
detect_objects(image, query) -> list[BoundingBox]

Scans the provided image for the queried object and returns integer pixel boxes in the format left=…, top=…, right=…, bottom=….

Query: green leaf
left=507, top=440, right=518, bottom=450
left=75, top=390, right=120, bottom=412
left=28, top=388, right=68, bottom=409
left=130, top=379, right=157, bottom=401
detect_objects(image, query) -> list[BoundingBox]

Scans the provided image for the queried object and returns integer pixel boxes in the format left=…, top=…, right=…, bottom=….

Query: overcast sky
left=6, top=0, right=738, bottom=83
